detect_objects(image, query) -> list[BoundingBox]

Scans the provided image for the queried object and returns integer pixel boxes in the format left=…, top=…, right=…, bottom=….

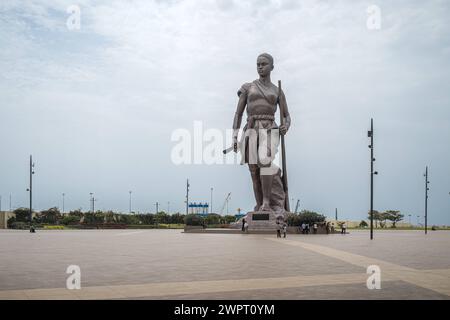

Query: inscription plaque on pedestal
left=252, top=214, right=270, bottom=221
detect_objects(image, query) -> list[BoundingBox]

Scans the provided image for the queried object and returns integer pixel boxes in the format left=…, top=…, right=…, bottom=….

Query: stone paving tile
left=288, top=230, right=450, bottom=270
left=0, top=230, right=361, bottom=290
left=0, top=273, right=383, bottom=300
left=142, top=280, right=449, bottom=300
left=1, top=229, right=449, bottom=300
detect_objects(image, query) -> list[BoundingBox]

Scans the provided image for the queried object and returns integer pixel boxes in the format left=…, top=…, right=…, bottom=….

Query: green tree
left=38, top=207, right=61, bottom=224
left=359, top=220, right=368, bottom=228
left=367, top=210, right=382, bottom=228
left=287, top=210, right=326, bottom=226
left=205, top=213, right=221, bottom=225
left=13, top=208, right=31, bottom=222
left=134, top=213, right=155, bottom=225
left=83, top=211, right=105, bottom=224
left=169, top=213, right=185, bottom=224
left=155, top=212, right=170, bottom=224
left=184, top=214, right=204, bottom=226
left=119, top=214, right=140, bottom=225
left=61, top=215, right=80, bottom=225
left=224, top=215, right=237, bottom=224
left=384, top=210, right=404, bottom=228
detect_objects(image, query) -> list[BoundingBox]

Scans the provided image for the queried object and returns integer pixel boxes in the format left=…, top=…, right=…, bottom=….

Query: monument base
left=234, top=211, right=288, bottom=231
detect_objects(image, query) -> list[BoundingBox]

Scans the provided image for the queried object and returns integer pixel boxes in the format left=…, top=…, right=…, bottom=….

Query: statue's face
left=257, top=56, right=273, bottom=77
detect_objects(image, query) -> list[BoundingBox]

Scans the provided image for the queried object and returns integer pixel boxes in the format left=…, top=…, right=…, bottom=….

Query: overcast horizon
left=1, top=0, right=450, bottom=224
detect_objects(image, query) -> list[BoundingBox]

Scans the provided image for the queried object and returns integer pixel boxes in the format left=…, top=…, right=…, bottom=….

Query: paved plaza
left=0, top=229, right=449, bottom=299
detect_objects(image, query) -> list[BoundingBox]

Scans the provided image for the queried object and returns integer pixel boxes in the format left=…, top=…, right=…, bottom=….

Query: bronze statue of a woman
left=232, top=53, right=291, bottom=215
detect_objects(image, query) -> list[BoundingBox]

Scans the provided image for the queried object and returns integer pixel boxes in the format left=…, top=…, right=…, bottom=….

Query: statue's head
left=257, top=53, right=274, bottom=77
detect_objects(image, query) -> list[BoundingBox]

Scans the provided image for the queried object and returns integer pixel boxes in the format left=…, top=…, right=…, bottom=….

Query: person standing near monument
left=231, top=53, right=291, bottom=216
left=276, top=222, right=282, bottom=238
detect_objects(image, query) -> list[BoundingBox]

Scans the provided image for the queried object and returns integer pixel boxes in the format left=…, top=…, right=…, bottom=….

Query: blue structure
left=188, top=202, right=209, bottom=215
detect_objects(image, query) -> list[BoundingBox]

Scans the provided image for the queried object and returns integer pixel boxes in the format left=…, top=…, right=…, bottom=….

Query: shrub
left=287, top=210, right=326, bottom=226
left=37, top=207, right=61, bottom=224
left=119, top=214, right=140, bottom=225
left=13, top=208, right=31, bottom=222
left=43, top=225, right=65, bottom=230
left=184, top=214, right=204, bottom=226
left=9, top=221, right=29, bottom=229
left=359, top=220, right=368, bottom=228
left=224, top=215, right=237, bottom=224
left=205, top=214, right=221, bottom=225
left=61, top=215, right=80, bottom=225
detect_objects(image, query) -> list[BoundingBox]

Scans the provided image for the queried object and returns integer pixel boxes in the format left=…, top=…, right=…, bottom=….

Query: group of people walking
left=276, top=221, right=288, bottom=238
left=241, top=218, right=347, bottom=236
left=299, top=223, right=318, bottom=234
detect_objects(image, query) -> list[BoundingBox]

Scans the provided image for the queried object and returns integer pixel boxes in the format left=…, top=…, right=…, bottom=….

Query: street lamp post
left=368, top=119, right=378, bottom=240
left=89, top=192, right=98, bottom=213
left=186, top=179, right=190, bottom=215
left=129, top=191, right=132, bottom=213
left=27, top=155, right=35, bottom=232
left=210, top=187, right=213, bottom=214
left=424, top=166, right=430, bottom=235
left=62, top=193, right=65, bottom=214
left=167, top=201, right=170, bottom=214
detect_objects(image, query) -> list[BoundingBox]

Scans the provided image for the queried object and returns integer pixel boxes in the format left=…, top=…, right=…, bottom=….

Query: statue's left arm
left=279, top=89, right=291, bottom=135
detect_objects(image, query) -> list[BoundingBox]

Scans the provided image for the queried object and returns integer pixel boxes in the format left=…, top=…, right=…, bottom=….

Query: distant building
left=188, top=202, right=209, bottom=215
left=0, top=211, right=15, bottom=229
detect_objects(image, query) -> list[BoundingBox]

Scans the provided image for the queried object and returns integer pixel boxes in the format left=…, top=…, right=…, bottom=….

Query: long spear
left=278, top=80, right=290, bottom=212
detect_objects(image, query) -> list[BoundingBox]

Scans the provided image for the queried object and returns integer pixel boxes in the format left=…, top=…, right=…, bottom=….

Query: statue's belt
left=246, top=114, right=275, bottom=128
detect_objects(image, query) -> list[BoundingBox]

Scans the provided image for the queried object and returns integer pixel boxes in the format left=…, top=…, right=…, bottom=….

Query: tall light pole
left=368, top=118, right=378, bottom=240
left=62, top=193, right=65, bottom=214
left=335, top=208, right=338, bottom=221
left=186, top=179, right=190, bottom=215
left=210, top=187, right=213, bottom=214
left=129, top=191, right=132, bottom=213
left=89, top=193, right=93, bottom=213
left=155, top=202, right=159, bottom=214
left=424, top=166, right=430, bottom=234
left=27, top=155, right=35, bottom=232
left=167, top=201, right=170, bottom=214
left=9, top=194, right=12, bottom=212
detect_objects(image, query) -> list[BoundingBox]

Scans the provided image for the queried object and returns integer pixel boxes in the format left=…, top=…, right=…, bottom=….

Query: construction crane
left=294, top=199, right=300, bottom=213
left=220, top=192, right=231, bottom=215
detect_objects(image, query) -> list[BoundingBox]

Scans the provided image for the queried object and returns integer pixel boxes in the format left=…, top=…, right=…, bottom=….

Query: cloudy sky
left=1, top=0, right=449, bottom=224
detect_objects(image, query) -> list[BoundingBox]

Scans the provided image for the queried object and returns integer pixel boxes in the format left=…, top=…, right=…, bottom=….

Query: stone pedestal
left=242, top=211, right=287, bottom=230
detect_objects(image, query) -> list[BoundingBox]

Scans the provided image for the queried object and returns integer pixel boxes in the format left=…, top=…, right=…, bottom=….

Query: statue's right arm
left=232, top=94, right=246, bottom=140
